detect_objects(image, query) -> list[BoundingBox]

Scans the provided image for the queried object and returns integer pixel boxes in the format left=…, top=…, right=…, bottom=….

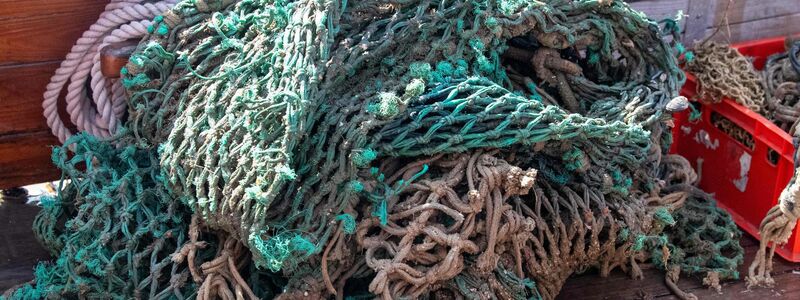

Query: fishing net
left=685, top=41, right=766, bottom=112
left=4, top=0, right=746, bottom=299
left=2, top=134, right=282, bottom=300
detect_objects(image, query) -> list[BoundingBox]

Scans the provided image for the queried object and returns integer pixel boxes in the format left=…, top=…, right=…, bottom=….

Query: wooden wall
left=0, top=0, right=798, bottom=189
left=629, top=0, right=800, bottom=45
left=0, top=1, right=108, bottom=189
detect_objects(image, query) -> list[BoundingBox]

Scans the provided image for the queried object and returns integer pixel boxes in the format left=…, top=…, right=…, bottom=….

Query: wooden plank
left=683, top=0, right=719, bottom=45
left=629, top=0, right=690, bottom=22
left=0, top=0, right=108, bottom=65
left=0, top=62, right=59, bottom=135
left=704, top=12, right=800, bottom=44
left=558, top=235, right=800, bottom=299
left=711, top=0, right=800, bottom=28
left=0, top=131, right=60, bottom=189
left=0, top=200, right=51, bottom=291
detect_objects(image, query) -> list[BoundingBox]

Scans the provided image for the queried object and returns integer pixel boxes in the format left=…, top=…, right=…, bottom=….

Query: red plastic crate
left=670, top=37, right=800, bottom=262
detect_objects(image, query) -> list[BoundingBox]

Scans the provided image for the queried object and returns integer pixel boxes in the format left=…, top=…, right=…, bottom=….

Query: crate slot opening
left=711, top=111, right=754, bottom=151
left=767, top=148, right=780, bottom=166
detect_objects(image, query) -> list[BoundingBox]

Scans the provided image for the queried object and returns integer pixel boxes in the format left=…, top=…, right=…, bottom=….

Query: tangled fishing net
left=684, top=41, right=766, bottom=113
left=5, top=0, right=746, bottom=299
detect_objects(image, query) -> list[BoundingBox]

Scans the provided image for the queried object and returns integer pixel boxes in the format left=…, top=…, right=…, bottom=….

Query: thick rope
left=685, top=41, right=766, bottom=112
left=42, top=0, right=178, bottom=143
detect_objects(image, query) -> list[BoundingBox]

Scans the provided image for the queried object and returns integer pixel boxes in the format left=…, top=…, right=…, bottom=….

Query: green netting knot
left=122, top=73, right=149, bottom=88
left=156, top=24, right=169, bottom=36
left=633, top=234, right=646, bottom=251
left=484, top=17, right=499, bottom=31
left=562, top=148, right=586, bottom=172
left=373, top=199, right=388, bottom=225
left=128, top=54, right=145, bottom=67
left=245, top=186, right=269, bottom=205
left=249, top=232, right=317, bottom=272
left=588, top=51, right=600, bottom=65
left=610, top=169, right=632, bottom=195
left=436, top=61, right=454, bottom=75
left=275, top=164, right=296, bottom=181
left=684, top=51, right=695, bottom=62
left=497, top=0, right=529, bottom=15
left=618, top=228, right=630, bottom=242
left=348, top=180, right=364, bottom=193
left=403, top=79, right=426, bottom=99
left=381, top=57, right=396, bottom=66
left=408, top=62, right=432, bottom=80
left=675, top=43, right=686, bottom=55
left=654, top=207, right=676, bottom=226
left=367, top=92, right=404, bottom=119
left=352, top=148, right=377, bottom=167
left=469, top=38, right=485, bottom=51
left=688, top=104, right=701, bottom=122
left=454, top=59, right=469, bottom=77
left=336, top=214, right=357, bottom=234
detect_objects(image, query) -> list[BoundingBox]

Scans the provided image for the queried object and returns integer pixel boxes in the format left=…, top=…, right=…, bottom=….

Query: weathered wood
left=558, top=235, right=800, bottom=300
left=0, top=62, right=64, bottom=189
left=0, top=0, right=108, bottom=65
left=711, top=0, right=800, bottom=27
left=0, top=0, right=109, bottom=188
left=0, top=200, right=50, bottom=290
left=101, top=40, right=137, bottom=78
left=629, top=0, right=689, bottom=22
left=705, top=12, right=800, bottom=44
left=0, top=62, right=59, bottom=135
left=0, top=131, right=60, bottom=190
left=683, top=0, right=719, bottom=45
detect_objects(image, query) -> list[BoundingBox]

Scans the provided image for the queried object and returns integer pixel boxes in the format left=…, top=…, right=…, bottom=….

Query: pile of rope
left=5, top=0, right=746, bottom=299
left=684, top=41, right=766, bottom=112
left=762, top=40, right=800, bottom=132
left=748, top=39, right=800, bottom=289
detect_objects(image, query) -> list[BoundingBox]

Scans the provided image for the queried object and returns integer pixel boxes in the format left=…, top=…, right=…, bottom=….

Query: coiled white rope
left=43, top=0, right=179, bottom=143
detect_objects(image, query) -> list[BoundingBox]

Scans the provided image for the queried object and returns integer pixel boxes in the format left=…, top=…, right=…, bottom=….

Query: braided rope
left=43, top=0, right=178, bottom=143
left=685, top=41, right=766, bottom=112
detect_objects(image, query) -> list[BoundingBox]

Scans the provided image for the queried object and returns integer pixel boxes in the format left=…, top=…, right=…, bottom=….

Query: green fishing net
left=3, top=0, right=745, bottom=299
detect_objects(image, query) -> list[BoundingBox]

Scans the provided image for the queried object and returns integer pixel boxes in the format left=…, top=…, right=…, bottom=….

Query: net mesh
left=3, top=1, right=744, bottom=299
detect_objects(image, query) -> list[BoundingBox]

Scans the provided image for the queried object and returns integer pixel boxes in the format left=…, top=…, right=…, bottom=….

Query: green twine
left=352, top=148, right=377, bottom=167
left=654, top=207, right=676, bottom=226
left=336, top=214, right=357, bottom=234
left=249, top=231, right=317, bottom=272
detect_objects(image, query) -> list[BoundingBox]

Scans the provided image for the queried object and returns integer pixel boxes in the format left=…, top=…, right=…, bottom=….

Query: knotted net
left=3, top=0, right=744, bottom=299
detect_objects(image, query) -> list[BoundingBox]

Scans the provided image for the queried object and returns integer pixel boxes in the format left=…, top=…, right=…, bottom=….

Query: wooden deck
left=0, top=199, right=797, bottom=299
left=558, top=234, right=800, bottom=300
left=0, top=199, right=50, bottom=291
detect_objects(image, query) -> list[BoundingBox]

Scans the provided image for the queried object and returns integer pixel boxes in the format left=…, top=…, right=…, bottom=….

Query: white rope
left=43, top=0, right=179, bottom=143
